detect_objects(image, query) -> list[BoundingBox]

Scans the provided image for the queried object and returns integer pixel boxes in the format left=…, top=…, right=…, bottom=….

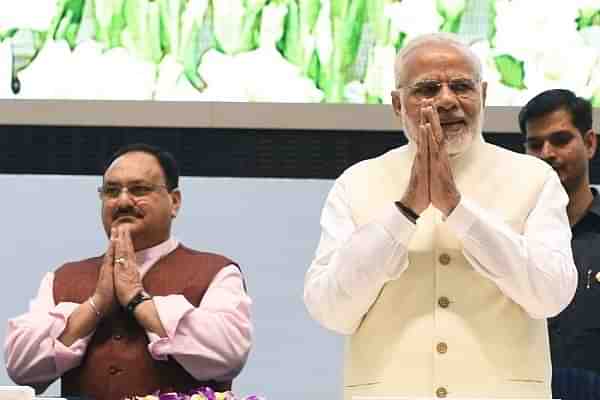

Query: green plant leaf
left=307, top=49, right=320, bottom=82
left=281, top=0, right=299, bottom=60
left=180, top=0, right=210, bottom=89
left=494, top=54, right=526, bottom=89
left=576, top=9, right=600, bottom=30
left=488, top=0, right=497, bottom=46
left=437, top=0, right=466, bottom=33
left=158, top=0, right=183, bottom=56
left=394, top=31, right=405, bottom=52
left=0, top=29, right=18, bottom=41
left=323, top=0, right=366, bottom=101
left=122, top=0, right=163, bottom=63
left=92, top=0, right=126, bottom=47
left=367, top=0, right=388, bottom=45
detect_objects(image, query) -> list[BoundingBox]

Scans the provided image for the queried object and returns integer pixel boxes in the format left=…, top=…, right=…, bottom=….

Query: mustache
left=112, top=207, right=144, bottom=220
left=438, top=114, right=465, bottom=123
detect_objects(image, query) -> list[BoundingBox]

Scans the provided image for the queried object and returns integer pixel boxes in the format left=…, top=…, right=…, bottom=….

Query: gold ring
left=115, top=257, right=126, bottom=265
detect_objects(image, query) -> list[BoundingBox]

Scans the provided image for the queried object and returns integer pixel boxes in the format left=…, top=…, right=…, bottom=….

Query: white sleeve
left=303, top=180, right=417, bottom=334
left=446, top=172, right=577, bottom=318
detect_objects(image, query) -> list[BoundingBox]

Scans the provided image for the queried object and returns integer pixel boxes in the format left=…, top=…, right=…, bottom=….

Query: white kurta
left=304, top=137, right=577, bottom=398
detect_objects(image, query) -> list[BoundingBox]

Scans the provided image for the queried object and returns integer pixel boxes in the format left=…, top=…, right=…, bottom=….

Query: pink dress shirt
left=4, top=238, right=252, bottom=387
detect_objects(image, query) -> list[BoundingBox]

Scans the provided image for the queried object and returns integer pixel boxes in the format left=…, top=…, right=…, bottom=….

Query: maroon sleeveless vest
left=53, top=245, right=238, bottom=400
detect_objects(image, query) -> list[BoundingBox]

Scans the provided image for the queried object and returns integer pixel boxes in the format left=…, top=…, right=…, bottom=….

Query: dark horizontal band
left=1, top=125, right=598, bottom=181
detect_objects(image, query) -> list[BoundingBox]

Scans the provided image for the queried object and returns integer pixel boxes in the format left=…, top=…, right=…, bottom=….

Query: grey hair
left=394, top=32, right=483, bottom=88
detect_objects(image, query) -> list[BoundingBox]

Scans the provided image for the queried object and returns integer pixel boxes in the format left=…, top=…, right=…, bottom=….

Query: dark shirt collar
left=587, top=187, right=600, bottom=218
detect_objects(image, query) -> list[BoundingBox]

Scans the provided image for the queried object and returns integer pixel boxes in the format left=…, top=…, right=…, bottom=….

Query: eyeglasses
left=399, top=78, right=480, bottom=100
left=98, top=183, right=170, bottom=199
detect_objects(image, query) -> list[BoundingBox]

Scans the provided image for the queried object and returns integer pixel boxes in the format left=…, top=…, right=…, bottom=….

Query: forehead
left=400, top=42, right=478, bottom=84
left=525, top=109, right=578, bottom=137
left=104, top=151, right=165, bottom=182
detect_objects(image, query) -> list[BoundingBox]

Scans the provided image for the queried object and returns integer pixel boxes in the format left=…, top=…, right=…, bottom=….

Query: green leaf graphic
left=494, top=54, right=525, bottom=89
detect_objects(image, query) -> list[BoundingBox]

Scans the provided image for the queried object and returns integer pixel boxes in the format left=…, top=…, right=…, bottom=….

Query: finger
left=104, top=231, right=116, bottom=265
left=121, top=226, right=135, bottom=265
left=113, top=230, right=125, bottom=279
left=415, top=121, right=422, bottom=152
left=418, top=122, right=430, bottom=157
left=429, top=103, right=443, bottom=143
left=422, top=106, right=440, bottom=145
left=420, top=103, right=441, bottom=144
left=426, top=123, right=438, bottom=159
left=114, top=225, right=127, bottom=261
left=420, top=101, right=432, bottom=125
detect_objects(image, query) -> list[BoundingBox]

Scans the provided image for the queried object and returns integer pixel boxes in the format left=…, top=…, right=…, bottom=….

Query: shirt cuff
left=49, top=302, right=93, bottom=374
left=147, top=295, right=195, bottom=361
left=379, top=202, right=418, bottom=246
left=373, top=203, right=417, bottom=281
left=444, top=197, right=479, bottom=240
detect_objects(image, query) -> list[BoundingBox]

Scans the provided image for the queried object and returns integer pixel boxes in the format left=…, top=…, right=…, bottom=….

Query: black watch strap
left=126, top=290, right=153, bottom=314
left=395, top=201, right=420, bottom=223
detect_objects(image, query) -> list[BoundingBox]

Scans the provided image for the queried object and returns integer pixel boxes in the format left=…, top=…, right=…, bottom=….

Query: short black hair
left=519, top=89, right=593, bottom=136
left=103, top=143, right=179, bottom=191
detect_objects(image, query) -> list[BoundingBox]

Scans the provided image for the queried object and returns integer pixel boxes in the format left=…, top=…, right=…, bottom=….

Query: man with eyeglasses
left=5, top=143, right=252, bottom=400
left=304, top=33, right=577, bottom=399
left=520, top=89, right=600, bottom=400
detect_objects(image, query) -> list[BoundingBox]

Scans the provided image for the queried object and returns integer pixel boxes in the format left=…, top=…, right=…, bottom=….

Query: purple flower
left=124, top=386, right=261, bottom=400
left=200, top=387, right=216, bottom=400
left=159, top=392, right=183, bottom=400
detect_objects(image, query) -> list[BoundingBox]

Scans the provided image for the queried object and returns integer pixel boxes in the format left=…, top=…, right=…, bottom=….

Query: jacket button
left=436, top=342, right=448, bottom=354
left=108, top=366, right=119, bottom=375
left=438, top=296, right=450, bottom=308
left=436, top=387, right=448, bottom=398
left=439, top=253, right=451, bottom=265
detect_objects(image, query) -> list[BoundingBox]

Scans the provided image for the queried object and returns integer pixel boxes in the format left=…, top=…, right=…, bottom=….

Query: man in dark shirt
left=520, top=89, right=599, bottom=399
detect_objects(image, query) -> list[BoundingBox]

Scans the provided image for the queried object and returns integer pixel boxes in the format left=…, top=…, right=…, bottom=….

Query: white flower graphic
left=197, top=47, right=323, bottom=102
left=492, top=0, right=600, bottom=104
left=386, top=0, right=443, bottom=43
left=195, top=1, right=322, bottom=103
left=0, top=0, right=57, bottom=32
left=16, top=40, right=156, bottom=100
left=153, top=55, right=204, bottom=101
left=0, top=40, right=15, bottom=98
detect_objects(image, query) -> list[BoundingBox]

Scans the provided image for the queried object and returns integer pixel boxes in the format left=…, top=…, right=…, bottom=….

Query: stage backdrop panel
left=1, top=1, right=599, bottom=106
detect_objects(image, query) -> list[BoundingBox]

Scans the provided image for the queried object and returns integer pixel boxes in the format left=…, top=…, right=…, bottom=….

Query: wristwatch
left=125, top=290, right=153, bottom=314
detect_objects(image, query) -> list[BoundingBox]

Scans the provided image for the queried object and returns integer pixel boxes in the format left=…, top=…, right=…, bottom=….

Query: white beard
left=445, top=128, right=475, bottom=156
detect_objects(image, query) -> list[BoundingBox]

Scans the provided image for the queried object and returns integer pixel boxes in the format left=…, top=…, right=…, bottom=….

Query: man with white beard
left=303, top=33, right=577, bottom=399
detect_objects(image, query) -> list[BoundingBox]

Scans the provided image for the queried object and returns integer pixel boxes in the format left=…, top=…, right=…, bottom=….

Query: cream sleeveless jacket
left=342, top=138, right=553, bottom=399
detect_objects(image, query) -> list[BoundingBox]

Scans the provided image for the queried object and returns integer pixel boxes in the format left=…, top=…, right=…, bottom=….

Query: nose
left=435, top=83, right=458, bottom=111
left=540, top=141, right=556, bottom=160
left=115, top=187, right=135, bottom=204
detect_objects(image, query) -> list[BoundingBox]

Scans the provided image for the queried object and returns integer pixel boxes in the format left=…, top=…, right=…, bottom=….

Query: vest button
left=439, top=253, right=451, bottom=265
left=436, top=387, right=448, bottom=398
left=436, top=342, right=448, bottom=354
left=438, top=296, right=450, bottom=308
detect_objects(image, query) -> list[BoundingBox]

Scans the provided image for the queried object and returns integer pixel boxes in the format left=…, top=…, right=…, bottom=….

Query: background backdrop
left=1, top=1, right=600, bottom=399
left=1, top=0, right=599, bottom=105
